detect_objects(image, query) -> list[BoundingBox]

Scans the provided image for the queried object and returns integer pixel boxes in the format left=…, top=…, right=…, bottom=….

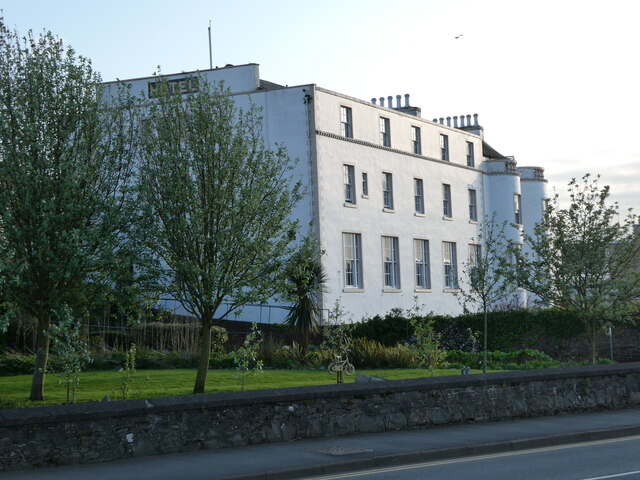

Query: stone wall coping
left=2, top=363, right=639, bottom=428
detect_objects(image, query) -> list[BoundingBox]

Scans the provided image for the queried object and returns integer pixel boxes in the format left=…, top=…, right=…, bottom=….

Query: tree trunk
left=590, top=318, right=597, bottom=366
left=483, top=306, right=488, bottom=374
left=193, top=315, right=213, bottom=394
left=30, top=314, right=51, bottom=401
left=585, top=317, right=597, bottom=366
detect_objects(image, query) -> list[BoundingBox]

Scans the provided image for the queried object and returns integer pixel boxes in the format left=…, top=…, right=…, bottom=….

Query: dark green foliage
left=352, top=309, right=585, bottom=352
left=351, top=314, right=413, bottom=347
left=445, top=349, right=558, bottom=370
left=0, top=351, right=34, bottom=376
left=439, top=309, right=585, bottom=351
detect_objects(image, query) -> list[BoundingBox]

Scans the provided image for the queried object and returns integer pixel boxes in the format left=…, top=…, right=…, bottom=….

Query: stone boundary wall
left=2, top=363, right=640, bottom=471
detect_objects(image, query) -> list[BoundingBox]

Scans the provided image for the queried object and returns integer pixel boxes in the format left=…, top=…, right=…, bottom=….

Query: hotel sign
left=148, top=77, right=199, bottom=99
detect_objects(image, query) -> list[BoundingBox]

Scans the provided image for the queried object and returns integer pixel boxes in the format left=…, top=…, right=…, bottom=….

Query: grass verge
left=0, top=367, right=475, bottom=409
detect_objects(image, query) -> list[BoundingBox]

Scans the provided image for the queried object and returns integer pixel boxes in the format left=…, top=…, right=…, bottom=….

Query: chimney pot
left=439, top=117, right=444, bottom=124
left=379, top=97, right=385, bottom=107
left=473, top=113, right=479, bottom=125
left=466, top=114, right=472, bottom=125
left=387, top=96, right=393, bottom=108
left=396, top=95, right=401, bottom=109
left=404, top=94, right=410, bottom=107
left=371, top=98, right=377, bottom=105
left=453, top=116, right=459, bottom=128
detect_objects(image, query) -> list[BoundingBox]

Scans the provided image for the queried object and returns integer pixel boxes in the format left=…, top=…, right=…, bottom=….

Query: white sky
left=3, top=0, right=639, bottom=213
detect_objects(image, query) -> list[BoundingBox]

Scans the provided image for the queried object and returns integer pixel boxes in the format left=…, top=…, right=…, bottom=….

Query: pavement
left=3, top=407, right=640, bottom=480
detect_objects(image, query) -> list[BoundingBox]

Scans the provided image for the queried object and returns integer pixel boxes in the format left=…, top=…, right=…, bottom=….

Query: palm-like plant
left=283, top=241, right=327, bottom=356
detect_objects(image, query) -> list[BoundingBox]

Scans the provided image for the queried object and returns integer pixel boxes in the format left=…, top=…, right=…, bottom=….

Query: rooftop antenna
left=208, top=20, right=213, bottom=69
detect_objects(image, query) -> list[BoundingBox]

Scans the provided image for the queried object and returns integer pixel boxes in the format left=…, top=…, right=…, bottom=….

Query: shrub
left=209, top=351, right=234, bottom=369
left=0, top=351, right=34, bottom=375
left=351, top=308, right=585, bottom=354
left=349, top=338, right=418, bottom=369
left=411, top=316, right=446, bottom=375
left=445, top=349, right=558, bottom=370
left=352, top=314, right=412, bottom=347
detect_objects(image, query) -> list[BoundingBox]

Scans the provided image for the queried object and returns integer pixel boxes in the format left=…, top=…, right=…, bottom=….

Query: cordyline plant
left=0, top=20, right=147, bottom=400
left=511, top=174, right=640, bottom=364
left=138, top=75, right=302, bottom=394
left=282, top=237, right=327, bottom=356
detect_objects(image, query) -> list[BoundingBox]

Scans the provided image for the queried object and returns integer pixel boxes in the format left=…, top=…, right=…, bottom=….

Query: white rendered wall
left=115, top=64, right=261, bottom=99
left=120, top=66, right=315, bottom=323
left=482, top=160, right=524, bottom=245
left=118, top=65, right=550, bottom=323
left=519, top=167, right=549, bottom=245
left=313, top=88, right=484, bottom=321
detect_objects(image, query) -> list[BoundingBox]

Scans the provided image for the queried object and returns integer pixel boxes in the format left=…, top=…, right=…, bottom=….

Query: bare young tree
left=513, top=174, right=640, bottom=364
left=0, top=20, right=143, bottom=400
left=456, top=216, right=511, bottom=373
left=138, top=76, right=302, bottom=394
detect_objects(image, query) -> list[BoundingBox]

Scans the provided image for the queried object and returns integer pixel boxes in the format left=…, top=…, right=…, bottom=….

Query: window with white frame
left=382, top=236, right=400, bottom=289
left=514, top=193, right=522, bottom=224
left=468, top=189, right=477, bottom=221
left=414, top=178, right=425, bottom=214
left=340, top=106, right=353, bottom=138
left=362, top=172, right=369, bottom=197
left=440, top=134, right=449, bottom=161
left=382, top=172, right=394, bottom=209
left=414, top=239, right=431, bottom=289
left=380, top=117, right=391, bottom=147
left=343, top=164, right=355, bottom=204
left=468, top=243, right=482, bottom=283
left=443, top=241, right=458, bottom=289
left=343, top=233, right=362, bottom=288
left=469, top=243, right=482, bottom=268
left=466, top=141, right=475, bottom=167
left=411, top=126, right=422, bottom=154
left=443, top=183, right=452, bottom=218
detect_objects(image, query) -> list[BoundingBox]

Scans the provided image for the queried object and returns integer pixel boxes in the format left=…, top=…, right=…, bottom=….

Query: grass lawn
left=0, top=367, right=475, bottom=409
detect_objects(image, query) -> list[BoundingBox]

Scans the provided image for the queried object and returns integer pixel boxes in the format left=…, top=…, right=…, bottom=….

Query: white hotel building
left=122, top=63, right=548, bottom=323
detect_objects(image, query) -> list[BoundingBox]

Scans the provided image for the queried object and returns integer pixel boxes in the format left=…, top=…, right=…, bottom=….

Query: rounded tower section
left=518, top=166, right=549, bottom=248
left=482, top=157, right=523, bottom=245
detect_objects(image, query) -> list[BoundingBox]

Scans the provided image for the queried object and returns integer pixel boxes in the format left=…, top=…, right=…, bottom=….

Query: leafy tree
left=513, top=174, right=640, bottom=364
left=456, top=217, right=511, bottom=373
left=282, top=238, right=327, bottom=356
left=119, top=343, right=137, bottom=400
left=322, top=300, right=355, bottom=384
left=0, top=20, right=145, bottom=400
left=411, top=315, right=446, bottom=376
left=321, top=299, right=354, bottom=360
left=230, top=323, right=263, bottom=391
left=50, top=305, right=92, bottom=404
left=138, top=76, right=302, bottom=394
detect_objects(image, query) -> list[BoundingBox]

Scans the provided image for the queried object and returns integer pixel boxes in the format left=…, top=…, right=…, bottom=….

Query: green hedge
left=351, top=309, right=585, bottom=351
left=444, top=349, right=558, bottom=370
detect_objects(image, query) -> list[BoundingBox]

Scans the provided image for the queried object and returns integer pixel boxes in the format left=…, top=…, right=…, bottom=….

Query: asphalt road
left=300, top=435, right=640, bottom=480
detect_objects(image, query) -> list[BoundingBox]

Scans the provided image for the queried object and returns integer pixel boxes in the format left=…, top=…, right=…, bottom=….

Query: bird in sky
left=454, top=34, right=464, bottom=39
